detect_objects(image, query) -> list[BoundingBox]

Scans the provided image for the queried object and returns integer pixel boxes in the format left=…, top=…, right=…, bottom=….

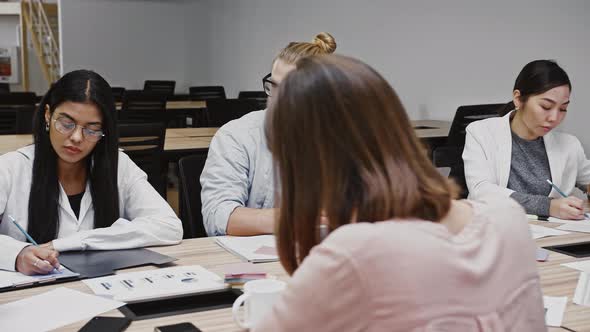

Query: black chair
left=111, top=87, right=126, bottom=103
left=144, top=80, right=176, bottom=97
left=238, top=90, right=267, bottom=110
left=178, top=153, right=209, bottom=238
left=0, top=92, right=37, bottom=134
left=446, top=103, right=504, bottom=146
left=119, top=90, right=168, bottom=125
left=205, top=98, right=259, bottom=127
left=118, top=122, right=167, bottom=197
left=0, top=83, right=9, bottom=93
left=189, top=86, right=226, bottom=101
left=431, top=103, right=504, bottom=198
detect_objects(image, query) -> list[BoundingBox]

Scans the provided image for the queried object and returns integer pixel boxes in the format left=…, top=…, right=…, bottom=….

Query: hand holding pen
left=9, top=216, right=61, bottom=276
left=547, top=180, right=587, bottom=220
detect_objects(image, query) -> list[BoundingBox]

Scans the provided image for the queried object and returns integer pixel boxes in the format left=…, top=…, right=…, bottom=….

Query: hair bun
left=313, top=32, right=337, bottom=54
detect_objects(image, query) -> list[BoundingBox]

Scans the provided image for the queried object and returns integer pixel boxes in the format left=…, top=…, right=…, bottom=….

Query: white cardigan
left=0, top=145, right=183, bottom=271
left=463, top=112, right=590, bottom=201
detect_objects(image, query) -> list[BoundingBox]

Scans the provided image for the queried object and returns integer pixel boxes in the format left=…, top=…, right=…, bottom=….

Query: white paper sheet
left=0, top=287, right=124, bottom=332
left=215, top=235, right=278, bottom=263
left=562, top=260, right=590, bottom=273
left=543, top=296, right=568, bottom=327
left=574, top=272, right=590, bottom=306
left=82, top=265, right=225, bottom=302
left=529, top=224, right=571, bottom=239
left=556, top=223, right=590, bottom=233
left=548, top=217, right=588, bottom=224
left=0, top=266, right=79, bottom=289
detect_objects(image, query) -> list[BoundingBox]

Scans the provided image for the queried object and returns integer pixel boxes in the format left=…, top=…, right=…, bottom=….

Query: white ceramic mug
left=232, top=279, right=286, bottom=329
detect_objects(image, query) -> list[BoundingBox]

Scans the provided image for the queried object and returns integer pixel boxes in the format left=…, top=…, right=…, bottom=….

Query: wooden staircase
left=21, top=0, right=60, bottom=85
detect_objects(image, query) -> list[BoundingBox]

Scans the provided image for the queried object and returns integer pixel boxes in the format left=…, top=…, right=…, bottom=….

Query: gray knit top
left=507, top=130, right=552, bottom=216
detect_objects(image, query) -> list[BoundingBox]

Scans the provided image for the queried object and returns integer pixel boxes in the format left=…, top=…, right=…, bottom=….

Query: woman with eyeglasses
left=253, top=55, right=545, bottom=332
left=0, top=70, right=182, bottom=275
left=200, top=32, right=336, bottom=236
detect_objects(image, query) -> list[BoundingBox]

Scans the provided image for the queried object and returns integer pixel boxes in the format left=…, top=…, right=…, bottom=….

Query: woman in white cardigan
left=0, top=70, right=183, bottom=275
left=463, top=60, right=590, bottom=220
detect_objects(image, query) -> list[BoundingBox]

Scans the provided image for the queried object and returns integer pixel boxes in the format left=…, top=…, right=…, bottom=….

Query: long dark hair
left=29, top=70, right=120, bottom=243
left=499, top=60, right=571, bottom=116
left=266, top=55, right=458, bottom=274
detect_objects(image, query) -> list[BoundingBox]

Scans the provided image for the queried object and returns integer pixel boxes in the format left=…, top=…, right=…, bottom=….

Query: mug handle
left=232, top=293, right=251, bottom=329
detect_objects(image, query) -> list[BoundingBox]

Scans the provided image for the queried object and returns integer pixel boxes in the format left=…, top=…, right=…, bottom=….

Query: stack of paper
left=215, top=235, right=278, bottom=263
left=529, top=224, right=570, bottom=239
left=0, top=287, right=124, bottom=332
left=556, top=223, right=590, bottom=234
left=561, top=260, right=590, bottom=273
left=574, top=272, right=590, bottom=306
left=0, top=266, right=79, bottom=289
left=82, top=265, right=225, bottom=302
left=222, top=262, right=267, bottom=286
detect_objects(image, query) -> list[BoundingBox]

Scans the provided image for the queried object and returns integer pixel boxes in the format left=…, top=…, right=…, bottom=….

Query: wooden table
left=115, top=100, right=207, bottom=111
left=0, top=120, right=448, bottom=156
left=0, top=127, right=219, bottom=155
left=0, top=238, right=284, bottom=332
left=533, top=221, right=590, bottom=331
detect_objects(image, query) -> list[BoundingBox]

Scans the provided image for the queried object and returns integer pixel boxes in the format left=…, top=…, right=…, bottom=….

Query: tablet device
left=78, top=316, right=131, bottom=332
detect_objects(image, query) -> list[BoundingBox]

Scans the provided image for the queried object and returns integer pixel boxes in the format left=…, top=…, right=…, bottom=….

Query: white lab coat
left=463, top=111, right=590, bottom=201
left=0, top=145, right=183, bottom=271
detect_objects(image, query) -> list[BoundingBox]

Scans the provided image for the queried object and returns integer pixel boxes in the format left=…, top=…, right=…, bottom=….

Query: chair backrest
left=0, top=83, right=9, bottom=93
left=120, top=90, right=168, bottom=124
left=178, top=153, right=209, bottom=238
left=238, top=90, right=267, bottom=110
left=205, top=98, right=259, bottom=127
left=111, top=87, right=126, bottom=103
left=432, top=145, right=468, bottom=198
left=144, top=80, right=176, bottom=96
left=118, top=122, right=167, bottom=196
left=447, top=103, right=504, bottom=146
left=189, top=86, right=226, bottom=101
left=0, top=92, right=37, bottom=134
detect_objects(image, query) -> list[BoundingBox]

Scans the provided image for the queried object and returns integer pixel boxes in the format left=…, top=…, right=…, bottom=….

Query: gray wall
left=194, top=0, right=590, bottom=150
left=59, top=0, right=590, bottom=149
left=60, top=0, right=190, bottom=92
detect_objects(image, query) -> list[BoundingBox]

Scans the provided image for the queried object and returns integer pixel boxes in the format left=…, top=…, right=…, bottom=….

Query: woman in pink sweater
left=254, top=55, right=546, bottom=331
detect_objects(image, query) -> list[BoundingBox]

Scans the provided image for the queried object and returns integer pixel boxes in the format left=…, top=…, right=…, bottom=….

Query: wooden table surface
left=0, top=120, right=448, bottom=155
left=1, top=221, right=590, bottom=331
left=115, top=100, right=207, bottom=111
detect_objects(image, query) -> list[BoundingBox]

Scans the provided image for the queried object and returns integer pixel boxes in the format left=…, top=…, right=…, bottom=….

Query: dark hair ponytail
left=499, top=60, right=571, bottom=117
left=28, top=70, right=120, bottom=243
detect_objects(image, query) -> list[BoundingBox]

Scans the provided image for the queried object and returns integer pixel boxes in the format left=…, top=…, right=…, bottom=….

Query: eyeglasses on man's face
left=262, top=73, right=277, bottom=97
left=52, top=116, right=105, bottom=142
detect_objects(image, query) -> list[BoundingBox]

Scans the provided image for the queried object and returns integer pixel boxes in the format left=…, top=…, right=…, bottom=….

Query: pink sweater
left=253, top=197, right=546, bottom=332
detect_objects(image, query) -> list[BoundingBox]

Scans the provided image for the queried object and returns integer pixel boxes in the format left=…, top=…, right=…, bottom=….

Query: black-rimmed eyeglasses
left=262, top=73, right=277, bottom=97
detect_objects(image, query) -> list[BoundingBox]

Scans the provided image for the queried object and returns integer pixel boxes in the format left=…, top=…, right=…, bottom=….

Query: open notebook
left=215, top=235, right=278, bottom=263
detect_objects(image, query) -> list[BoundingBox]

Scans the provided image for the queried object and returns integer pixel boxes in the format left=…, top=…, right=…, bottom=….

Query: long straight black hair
left=28, top=70, right=120, bottom=243
left=499, top=60, right=571, bottom=116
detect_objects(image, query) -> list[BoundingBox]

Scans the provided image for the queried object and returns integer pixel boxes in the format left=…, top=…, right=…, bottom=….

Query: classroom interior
left=1, top=0, right=590, bottom=331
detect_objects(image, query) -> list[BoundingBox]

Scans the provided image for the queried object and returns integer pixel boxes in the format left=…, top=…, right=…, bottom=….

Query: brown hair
left=265, top=55, right=458, bottom=275
left=275, top=32, right=337, bottom=65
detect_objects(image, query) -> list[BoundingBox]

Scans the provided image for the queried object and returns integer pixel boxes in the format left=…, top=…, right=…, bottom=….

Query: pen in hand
left=8, top=215, right=61, bottom=274
left=546, top=180, right=589, bottom=220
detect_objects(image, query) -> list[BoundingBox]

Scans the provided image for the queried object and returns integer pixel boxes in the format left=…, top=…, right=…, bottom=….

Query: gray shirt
left=200, top=110, right=274, bottom=236
left=507, top=130, right=552, bottom=216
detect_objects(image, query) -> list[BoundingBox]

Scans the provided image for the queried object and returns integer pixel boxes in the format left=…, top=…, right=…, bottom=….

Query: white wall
left=190, top=0, right=590, bottom=150
left=60, top=0, right=190, bottom=92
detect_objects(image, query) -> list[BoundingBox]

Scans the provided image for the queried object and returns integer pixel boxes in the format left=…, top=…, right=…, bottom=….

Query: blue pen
left=546, top=179, right=568, bottom=198
left=8, top=215, right=61, bottom=273
left=546, top=180, right=590, bottom=220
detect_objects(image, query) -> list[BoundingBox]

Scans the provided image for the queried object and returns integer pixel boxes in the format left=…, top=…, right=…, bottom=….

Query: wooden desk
left=0, top=128, right=220, bottom=155
left=115, top=100, right=206, bottom=111
left=0, top=238, right=284, bottom=332
left=533, top=221, right=590, bottom=331
left=1, top=224, right=589, bottom=331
